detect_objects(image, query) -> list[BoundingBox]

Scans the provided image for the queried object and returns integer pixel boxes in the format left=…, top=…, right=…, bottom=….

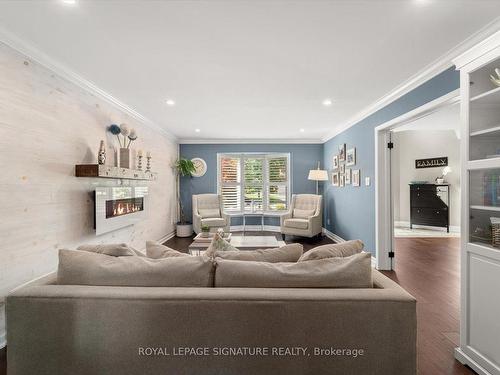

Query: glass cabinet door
left=468, top=57, right=500, bottom=250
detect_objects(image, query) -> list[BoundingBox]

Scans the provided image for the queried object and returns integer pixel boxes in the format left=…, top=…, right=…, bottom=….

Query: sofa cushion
left=284, top=218, right=309, bottom=229
left=201, top=217, right=226, bottom=227
left=198, top=208, right=220, bottom=219
left=146, top=241, right=190, bottom=259
left=215, top=243, right=303, bottom=263
left=293, top=208, right=315, bottom=219
left=298, top=240, right=364, bottom=262
left=57, top=249, right=214, bottom=287
left=215, top=252, right=372, bottom=288
left=76, top=243, right=136, bottom=257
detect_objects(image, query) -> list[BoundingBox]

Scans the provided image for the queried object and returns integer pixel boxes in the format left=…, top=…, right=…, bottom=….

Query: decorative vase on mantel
left=119, top=147, right=131, bottom=169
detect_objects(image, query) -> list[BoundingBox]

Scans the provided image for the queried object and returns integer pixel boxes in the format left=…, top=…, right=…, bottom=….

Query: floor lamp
left=308, top=162, right=328, bottom=195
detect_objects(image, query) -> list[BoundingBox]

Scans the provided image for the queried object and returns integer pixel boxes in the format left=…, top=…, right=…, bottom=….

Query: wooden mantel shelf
left=75, top=164, right=157, bottom=181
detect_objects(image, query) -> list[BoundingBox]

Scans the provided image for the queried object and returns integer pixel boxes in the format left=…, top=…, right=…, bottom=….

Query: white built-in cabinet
left=453, top=31, right=500, bottom=375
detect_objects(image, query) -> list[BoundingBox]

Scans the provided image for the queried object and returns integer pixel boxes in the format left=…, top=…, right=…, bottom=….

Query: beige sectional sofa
left=6, top=269, right=416, bottom=375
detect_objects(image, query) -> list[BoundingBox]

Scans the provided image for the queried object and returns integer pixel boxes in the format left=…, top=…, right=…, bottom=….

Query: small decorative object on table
left=146, top=151, right=152, bottom=172
left=490, top=68, right=500, bottom=87
left=98, top=140, right=106, bottom=165
left=137, top=150, right=143, bottom=171
left=436, top=166, right=452, bottom=184
left=201, top=224, right=210, bottom=237
left=491, top=217, right=500, bottom=248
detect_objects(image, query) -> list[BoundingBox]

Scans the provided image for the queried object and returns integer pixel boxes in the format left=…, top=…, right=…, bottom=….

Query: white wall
left=0, top=42, right=178, bottom=347
left=391, top=129, right=460, bottom=228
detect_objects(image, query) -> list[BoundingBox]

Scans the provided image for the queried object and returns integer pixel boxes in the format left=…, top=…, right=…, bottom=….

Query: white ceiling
left=0, top=1, right=498, bottom=142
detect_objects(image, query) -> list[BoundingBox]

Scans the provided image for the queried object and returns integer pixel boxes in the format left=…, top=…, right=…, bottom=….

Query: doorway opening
left=375, top=89, right=460, bottom=270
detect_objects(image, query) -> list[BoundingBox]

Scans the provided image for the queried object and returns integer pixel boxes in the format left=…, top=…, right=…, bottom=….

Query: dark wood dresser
left=409, top=183, right=450, bottom=232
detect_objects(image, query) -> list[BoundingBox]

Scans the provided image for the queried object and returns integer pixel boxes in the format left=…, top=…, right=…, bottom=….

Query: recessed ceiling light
left=61, top=0, right=77, bottom=5
left=322, top=99, right=333, bottom=107
left=195, top=128, right=201, bottom=133
left=165, top=99, right=175, bottom=106
left=299, top=128, right=305, bottom=133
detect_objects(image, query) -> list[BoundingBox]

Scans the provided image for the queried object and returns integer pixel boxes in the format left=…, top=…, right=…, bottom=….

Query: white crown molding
left=453, top=29, right=500, bottom=69
left=321, top=17, right=500, bottom=143
left=0, top=25, right=177, bottom=143
left=179, top=138, right=323, bottom=144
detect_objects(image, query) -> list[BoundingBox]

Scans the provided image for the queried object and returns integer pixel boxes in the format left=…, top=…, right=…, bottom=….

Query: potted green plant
left=174, top=158, right=196, bottom=237
left=201, top=224, right=210, bottom=237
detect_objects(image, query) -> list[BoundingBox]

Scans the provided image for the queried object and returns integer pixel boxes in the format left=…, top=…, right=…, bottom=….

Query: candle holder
left=137, top=154, right=143, bottom=171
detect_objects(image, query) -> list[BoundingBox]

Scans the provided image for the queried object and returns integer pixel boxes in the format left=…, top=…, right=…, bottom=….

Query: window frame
left=217, top=152, right=291, bottom=214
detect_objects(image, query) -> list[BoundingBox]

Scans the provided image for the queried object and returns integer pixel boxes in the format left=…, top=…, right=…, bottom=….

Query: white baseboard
left=322, top=227, right=346, bottom=243
left=454, top=347, right=494, bottom=375
left=157, top=231, right=176, bottom=244
left=394, top=221, right=460, bottom=233
left=230, top=225, right=281, bottom=233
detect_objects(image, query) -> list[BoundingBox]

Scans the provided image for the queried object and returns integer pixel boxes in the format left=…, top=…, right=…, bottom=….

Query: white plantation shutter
left=267, top=156, right=288, bottom=211
left=219, top=156, right=241, bottom=211
left=218, top=153, right=290, bottom=213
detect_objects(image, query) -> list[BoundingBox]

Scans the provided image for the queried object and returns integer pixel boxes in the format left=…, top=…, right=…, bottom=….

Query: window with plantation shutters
left=218, top=153, right=290, bottom=213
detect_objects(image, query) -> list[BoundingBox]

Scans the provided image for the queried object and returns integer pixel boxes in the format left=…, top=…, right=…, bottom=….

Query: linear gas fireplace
left=95, top=186, right=148, bottom=235
left=106, top=197, right=144, bottom=218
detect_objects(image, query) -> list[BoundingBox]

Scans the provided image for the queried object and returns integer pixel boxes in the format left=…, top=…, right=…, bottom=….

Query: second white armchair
left=280, top=194, right=322, bottom=239
left=192, top=194, right=230, bottom=234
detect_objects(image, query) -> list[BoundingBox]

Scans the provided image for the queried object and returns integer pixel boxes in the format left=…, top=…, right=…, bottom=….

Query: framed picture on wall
left=332, top=172, right=339, bottom=186
left=345, top=168, right=351, bottom=184
left=352, top=169, right=360, bottom=187
left=333, top=155, right=339, bottom=170
left=340, top=164, right=345, bottom=174
left=340, top=174, right=345, bottom=187
left=346, top=148, right=356, bottom=166
left=339, top=144, right=346, bottom=162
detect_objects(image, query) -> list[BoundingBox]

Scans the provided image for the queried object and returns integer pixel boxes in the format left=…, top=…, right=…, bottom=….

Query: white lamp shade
left=308, top=169, right=328, bottom=181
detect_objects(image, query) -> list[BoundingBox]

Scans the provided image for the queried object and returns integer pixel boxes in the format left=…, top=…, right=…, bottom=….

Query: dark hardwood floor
left=382, top=237, right=474, bottom=375
left=0, top=234, right=472, bottom=375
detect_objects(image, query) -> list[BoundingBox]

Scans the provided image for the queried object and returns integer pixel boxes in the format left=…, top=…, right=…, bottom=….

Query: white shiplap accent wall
left=0, top=42, right=178, bottom=347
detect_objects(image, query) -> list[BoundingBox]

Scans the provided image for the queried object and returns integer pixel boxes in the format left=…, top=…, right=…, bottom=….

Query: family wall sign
left=415, top=157, right=448, bottom=169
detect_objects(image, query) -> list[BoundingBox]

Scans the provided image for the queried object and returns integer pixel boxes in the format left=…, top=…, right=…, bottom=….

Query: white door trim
left=374, top=89, right=460, bottom=270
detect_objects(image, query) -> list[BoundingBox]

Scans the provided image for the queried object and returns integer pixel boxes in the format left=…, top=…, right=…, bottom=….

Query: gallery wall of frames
left=331, top=143, right=360, bottom=187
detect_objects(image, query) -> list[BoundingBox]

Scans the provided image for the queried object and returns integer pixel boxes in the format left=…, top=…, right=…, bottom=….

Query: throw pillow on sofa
left=298, top=240, right=364, bottom=262
left=76, top=243, right=136, bottom=257
left=215, top=252, right=372, bottom=288
left=146, top=241, right=190, bottom=259
left=215, top=243, right=303, bottom=263
left=204, top=232, right=238, bottom=258
left=57, top=249, right=214, bottom=287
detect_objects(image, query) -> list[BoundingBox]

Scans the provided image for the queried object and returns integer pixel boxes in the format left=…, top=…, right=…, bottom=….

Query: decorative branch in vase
left=108, top=123, right=138, bottom=169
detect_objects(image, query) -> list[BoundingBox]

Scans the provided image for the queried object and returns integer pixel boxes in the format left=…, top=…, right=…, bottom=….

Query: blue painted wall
left=179, top=144, right=323, bottom=225
left=322, top=66, right=460, bottom=254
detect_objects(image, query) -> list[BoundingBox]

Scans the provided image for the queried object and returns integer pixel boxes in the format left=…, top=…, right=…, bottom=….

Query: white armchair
left=192, top=194, right=230, bottom=234
left=280, top=194, right=322, bottom=239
